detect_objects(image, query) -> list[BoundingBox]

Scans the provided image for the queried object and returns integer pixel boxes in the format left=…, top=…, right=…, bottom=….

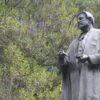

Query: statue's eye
left=79, top=17, right=83, bottom=20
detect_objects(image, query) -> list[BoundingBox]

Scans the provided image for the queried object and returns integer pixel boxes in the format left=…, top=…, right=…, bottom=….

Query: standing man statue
left=59, top=11, right=100, bottom=100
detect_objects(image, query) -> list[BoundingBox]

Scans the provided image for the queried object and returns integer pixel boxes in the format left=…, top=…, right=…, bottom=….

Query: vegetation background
left=0, top=0, right=100, bottom=100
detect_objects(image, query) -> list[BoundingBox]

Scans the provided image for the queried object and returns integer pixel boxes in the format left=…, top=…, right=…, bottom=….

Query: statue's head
left=77, top=11, right=94, bottom=30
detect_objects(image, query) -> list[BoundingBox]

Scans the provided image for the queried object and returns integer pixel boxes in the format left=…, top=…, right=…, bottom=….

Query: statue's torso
left=62, top=28, right=100, bottom=100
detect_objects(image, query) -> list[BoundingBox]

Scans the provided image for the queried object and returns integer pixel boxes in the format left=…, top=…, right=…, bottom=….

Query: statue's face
left=77, top=13, right=90, bottom=29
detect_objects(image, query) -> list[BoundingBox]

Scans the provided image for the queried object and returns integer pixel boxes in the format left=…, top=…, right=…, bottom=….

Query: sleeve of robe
left=59, top=39, right=77, bottom=71
left=89, top=54, right=100, bottom=65
left=58, top=49, right=70, bottom=72
left=88, top=32, right=100, bottom=66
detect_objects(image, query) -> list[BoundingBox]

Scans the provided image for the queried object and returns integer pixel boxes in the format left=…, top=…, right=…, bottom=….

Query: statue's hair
left=77, top=11, right=95, bottom=25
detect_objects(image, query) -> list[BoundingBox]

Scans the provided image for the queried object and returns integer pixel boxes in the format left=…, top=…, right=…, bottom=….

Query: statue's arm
left=58, top=52, right=70, bottom=74
left=58, top=50, right=69, bottom=67
left=88, top=32, right=100, bottom=66
left=88, top=54, right=100, bottom=65
left=58, top=38, right=77, bottom=69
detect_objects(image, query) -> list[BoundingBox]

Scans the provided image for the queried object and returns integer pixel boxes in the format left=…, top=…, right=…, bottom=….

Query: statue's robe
left=62, top=28, right=100, bottom=100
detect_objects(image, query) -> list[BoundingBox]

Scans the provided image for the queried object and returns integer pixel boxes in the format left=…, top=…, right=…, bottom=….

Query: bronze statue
left=59, top=11, right=100, bottom=100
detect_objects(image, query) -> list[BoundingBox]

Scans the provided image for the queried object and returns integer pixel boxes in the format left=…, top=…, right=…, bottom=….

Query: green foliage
left=4, top=43, right=30, bottom=77
left=19, top=59, right=61, bottom=100
left=1, top=43, right=61, bottom=100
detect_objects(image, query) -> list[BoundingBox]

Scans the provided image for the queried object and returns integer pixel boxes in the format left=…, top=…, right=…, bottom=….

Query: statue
left=58, top=11, right=100, bottom=100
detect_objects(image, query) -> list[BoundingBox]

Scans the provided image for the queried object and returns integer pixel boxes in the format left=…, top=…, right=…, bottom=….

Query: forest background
left=0, top=0, right=100, bottom=100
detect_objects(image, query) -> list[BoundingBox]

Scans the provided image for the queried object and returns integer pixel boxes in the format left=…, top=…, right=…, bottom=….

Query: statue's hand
left=58, top=50, right=68, bottom=66
left=58, top=50, right=66, bottom=58
left=76, top=54, right=89, bottom=63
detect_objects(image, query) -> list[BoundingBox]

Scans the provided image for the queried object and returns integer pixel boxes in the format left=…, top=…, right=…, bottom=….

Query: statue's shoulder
left=69, top=38, right=78, bottom=47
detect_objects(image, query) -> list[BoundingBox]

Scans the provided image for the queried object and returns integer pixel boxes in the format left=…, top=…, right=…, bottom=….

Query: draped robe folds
left=62, top=28, right=100, bottom=100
